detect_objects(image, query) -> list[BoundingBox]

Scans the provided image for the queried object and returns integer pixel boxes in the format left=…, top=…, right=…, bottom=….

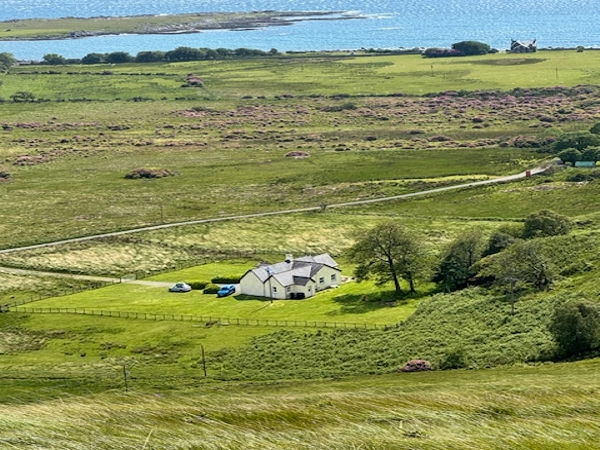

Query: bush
left=523, top=209, right=572, bottom=239
left=439, top=348, right=467, bottom=370
left=399, top=359, right=433, bottom=372
left=124, top=168, right=175, bottom=179
left=211, top=275, right=242, bottom=284
left=451, top=40, right=491, bottom=56
left=203, top=283, right=221, bottom=294
left=187, top=281, right=209, bottom=290
left=423, top=48, right=463, bottom=58
left=550, top=301, right=600, bottom=359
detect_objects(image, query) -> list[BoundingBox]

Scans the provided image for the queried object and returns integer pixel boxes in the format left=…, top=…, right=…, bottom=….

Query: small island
left=0, top=11, right=363, bottom=41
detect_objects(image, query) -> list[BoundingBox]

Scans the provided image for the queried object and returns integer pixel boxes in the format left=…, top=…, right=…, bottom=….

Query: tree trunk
left=388, top=256, right=402, bottom=294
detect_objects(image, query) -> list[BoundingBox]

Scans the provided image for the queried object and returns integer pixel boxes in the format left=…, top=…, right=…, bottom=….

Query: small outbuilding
left=574, top=161, right=597, bottom=168
left=510, top=39, right=537, bottom=53
left=239, top=253, right=341, bottom=300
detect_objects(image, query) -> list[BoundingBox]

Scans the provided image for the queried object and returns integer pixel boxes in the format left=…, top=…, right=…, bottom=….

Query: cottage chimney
left=285, top=254, right=293, bottom=264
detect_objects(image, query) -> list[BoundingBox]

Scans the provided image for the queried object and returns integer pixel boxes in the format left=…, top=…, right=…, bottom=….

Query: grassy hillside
left=2, top=361, right=600, bottom=449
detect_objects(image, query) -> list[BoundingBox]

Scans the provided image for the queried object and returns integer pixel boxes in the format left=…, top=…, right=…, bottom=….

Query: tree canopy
left=550, top=301, right=600, bottom=358
left=434, top=230, right=485, bottom=292
left=347, top=222, right=429, bottom=295
left=0, top=52, right=17, bottom=72
left=451, top=41, right=491, bottom=56
left=523, top=209, right=571, bottom=239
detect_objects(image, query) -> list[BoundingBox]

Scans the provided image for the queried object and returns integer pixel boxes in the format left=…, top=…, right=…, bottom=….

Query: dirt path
left=0, top=266, right=173, bottom=287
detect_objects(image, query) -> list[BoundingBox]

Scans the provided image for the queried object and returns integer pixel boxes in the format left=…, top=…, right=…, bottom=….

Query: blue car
left=217, top=285, right=236, bottom=297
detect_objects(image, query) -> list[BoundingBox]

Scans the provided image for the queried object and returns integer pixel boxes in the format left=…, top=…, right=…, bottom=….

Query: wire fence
left=0, top=281, right=116, bottom=312
left=9, top=306, right=398, bottom=330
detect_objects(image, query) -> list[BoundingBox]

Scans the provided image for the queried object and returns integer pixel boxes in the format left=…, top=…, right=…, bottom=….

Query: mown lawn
left=23, top=276, right=420, bottom=326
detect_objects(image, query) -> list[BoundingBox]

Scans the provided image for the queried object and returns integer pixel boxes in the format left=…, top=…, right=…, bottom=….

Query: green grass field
left=1, top=361, right=600, bottom=449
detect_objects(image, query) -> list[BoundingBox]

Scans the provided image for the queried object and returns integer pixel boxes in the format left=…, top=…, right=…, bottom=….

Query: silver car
left=169, top=282, right=192, bottom=293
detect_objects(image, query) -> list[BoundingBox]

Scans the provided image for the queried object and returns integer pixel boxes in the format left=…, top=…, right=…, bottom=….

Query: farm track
left=0, top=266, right=172, bottom=287
left=0, top=164, right=549, bottom=282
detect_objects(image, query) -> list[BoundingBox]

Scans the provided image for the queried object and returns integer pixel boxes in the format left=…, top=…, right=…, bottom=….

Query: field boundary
left=9, top=306, right=397, bottom=330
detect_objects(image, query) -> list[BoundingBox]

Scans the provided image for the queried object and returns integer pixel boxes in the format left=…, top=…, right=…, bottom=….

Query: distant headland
left=0, top=11, right=364, bottom=41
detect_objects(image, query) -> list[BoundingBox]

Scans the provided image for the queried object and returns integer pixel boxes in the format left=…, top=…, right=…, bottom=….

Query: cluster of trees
left=423, top=40, right=495, bottom=58
left=348, top=209, right=571, bottom=300
left=555, top=125, right=600, bottom=164
left=348, top=210, right=600, bottom=360
left=42, top=47, right=281, bottom=65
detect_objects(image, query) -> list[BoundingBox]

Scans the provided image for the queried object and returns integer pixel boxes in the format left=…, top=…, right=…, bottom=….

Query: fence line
left=9, top=306, right=397, bottom=330
left=0, top=282, right=117, bottom=312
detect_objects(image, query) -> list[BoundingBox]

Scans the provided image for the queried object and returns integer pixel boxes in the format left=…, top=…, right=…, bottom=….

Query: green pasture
left=0, top=142, right=540, bottom=249
left=0, top=213, right=509, bottom=276
left=1, top=50, right=600, bottom=100
left=358, top=173, right=600, bottom=219
left=24, top=276, right=420, bottom=326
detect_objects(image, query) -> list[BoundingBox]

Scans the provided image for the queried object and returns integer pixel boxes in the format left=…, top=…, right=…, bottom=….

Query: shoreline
left=0, top=11, right=364, bottom=42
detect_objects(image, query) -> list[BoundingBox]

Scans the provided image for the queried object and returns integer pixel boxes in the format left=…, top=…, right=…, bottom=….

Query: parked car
left=217, top=284, right=236, bottom=297
left=169, top=282, right=192, bottom=293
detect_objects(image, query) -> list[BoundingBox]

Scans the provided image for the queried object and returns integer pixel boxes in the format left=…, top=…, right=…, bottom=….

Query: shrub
left=187, top=281, right=209, bottom=290
left=211, top=276, right=242, bottom=284
left=549, top=301, right=600, bottom=359
left=523, top=209, right=572, bottom=239
left=423, top=48, right=463, bottom=58
left=439, top=348, right=467, bottom=370
left=124, top=168, right=175, bottom=179
left=399, top=359, right=433, bottom=372
left=203, top=283, right=221, bottom=294
left=451, top=40, right=491, bottom=55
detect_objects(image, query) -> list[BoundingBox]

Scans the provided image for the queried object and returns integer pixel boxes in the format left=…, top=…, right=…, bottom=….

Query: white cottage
left=239, top=254, right=341, bottom=299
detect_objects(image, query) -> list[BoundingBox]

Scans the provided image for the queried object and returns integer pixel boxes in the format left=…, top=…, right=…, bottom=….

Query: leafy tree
left=165, top=47, right=203, bottom=61
left=478, top=240, right=554, bottom=314
left=451, top=40, right=490, bottom=55
left=434, top=231, right=485, bottom=292
left=134, top=51, right=165, bottom=63
left=523, top=209, right=571, bottom=239
left=42, top=53, right=67, bottom=65
left=348, top=222, right=429, bottom=295
left=558, top=148, right=582, bottom=165
left=0, top=52, right=17, bottom=72
left=553, top=132, right=600, bottom=152
left=482, top=230, right=517, bottom=257
left=580, top=146, right=600, bottom=162
left=590, top=122, right=600, bottom=135
left=105, top=51, right=133, bottom=64
left=550, top=301, right=600, bottom=358
left=81, top=53, right=106, bottom=64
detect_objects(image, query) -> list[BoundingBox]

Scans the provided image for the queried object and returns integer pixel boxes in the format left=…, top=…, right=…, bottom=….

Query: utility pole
left=123, top=363, right=130, bottom=392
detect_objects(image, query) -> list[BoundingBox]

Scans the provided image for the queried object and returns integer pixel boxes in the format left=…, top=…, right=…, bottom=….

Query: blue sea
left=1, top=0, right=598, bottom=60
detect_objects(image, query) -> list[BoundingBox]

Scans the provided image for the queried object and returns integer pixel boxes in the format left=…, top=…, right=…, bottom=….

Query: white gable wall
left=239, top=271, right=268, bottom=298
left=315, top=266, right=341, bottom=291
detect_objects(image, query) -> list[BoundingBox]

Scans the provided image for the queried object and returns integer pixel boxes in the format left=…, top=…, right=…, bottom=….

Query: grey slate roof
left=249, top=253, right=338, bottom=287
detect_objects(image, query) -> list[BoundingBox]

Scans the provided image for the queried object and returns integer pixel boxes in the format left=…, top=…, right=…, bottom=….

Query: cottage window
left=319, top=277, right=325, bottom=284
left=331, top=274, right=337, bottom=282
left=272, top=286, right=277, bottom=293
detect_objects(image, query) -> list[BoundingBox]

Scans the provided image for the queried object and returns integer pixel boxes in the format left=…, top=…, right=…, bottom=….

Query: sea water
left=0, top=0, right=598, bottom=60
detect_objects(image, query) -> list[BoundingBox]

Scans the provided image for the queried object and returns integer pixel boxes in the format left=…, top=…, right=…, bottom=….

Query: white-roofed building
left=239, top=253, right=341, bottom=299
